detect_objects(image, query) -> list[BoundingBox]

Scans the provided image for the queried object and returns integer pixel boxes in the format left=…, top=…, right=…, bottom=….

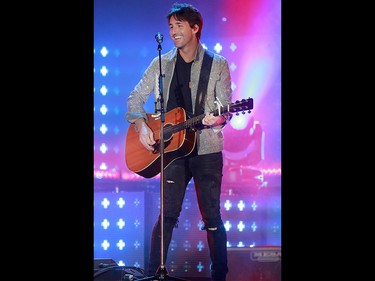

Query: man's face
left=169, top=16, right=197, bottom=49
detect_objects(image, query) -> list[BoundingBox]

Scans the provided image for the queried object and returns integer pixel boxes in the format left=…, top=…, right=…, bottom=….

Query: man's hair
left=167, top=3, right=203, bottom=41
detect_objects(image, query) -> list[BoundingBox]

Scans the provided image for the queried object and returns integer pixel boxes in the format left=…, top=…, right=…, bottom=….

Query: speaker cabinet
left=94, top=267, right=124, bottom=281
left=94, top=258, right=118, bottom=272
left=94, top=258, right=120, bottom=280
left=227, top=246, right=281, bottom=281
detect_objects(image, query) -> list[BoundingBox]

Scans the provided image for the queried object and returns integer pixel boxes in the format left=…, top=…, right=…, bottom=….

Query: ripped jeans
left=148, top=151, right=228, bottom=281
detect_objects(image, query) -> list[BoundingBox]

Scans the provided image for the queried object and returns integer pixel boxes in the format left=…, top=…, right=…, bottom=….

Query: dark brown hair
left=167, top=3, right=203, bottom=41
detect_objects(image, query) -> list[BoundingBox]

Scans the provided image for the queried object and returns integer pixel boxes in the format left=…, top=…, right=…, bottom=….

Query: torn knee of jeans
left=207, top=227, right=218, bottom=231
left=201, top=224, right=224, bottom=232
left=202, top=225, right=218, bottom=232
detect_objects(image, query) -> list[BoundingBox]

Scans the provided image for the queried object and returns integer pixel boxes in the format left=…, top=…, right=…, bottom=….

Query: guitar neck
left=165, top=98, right=253, bottom=136
left=168, top=107, right=228, bottom=135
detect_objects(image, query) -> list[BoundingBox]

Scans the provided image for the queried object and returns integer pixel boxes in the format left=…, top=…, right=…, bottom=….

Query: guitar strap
left=194, top=50, right=214, bottom=116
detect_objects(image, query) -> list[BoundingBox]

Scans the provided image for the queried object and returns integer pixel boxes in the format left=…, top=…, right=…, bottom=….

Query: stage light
left=100, top=46, right=109, bottom=57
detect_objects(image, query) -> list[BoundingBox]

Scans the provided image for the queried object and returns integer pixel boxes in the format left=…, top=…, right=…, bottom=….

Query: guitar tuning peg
left=236, top=112, right=239, bottom=116
left=242, top=111, right=245, bottom=114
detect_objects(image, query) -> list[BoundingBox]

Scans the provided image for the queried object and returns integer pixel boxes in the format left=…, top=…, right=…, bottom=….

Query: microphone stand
left=138, top=34, right=188, bottom=281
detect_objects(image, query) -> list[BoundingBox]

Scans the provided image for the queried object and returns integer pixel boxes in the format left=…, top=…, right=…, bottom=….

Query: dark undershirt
left=167, top=51, right=193, bottom=118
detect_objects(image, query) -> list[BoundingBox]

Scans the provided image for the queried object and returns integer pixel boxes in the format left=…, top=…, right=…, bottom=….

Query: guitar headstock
left=228, top=98, right=253, bottom=115
left=211, top=97, right=253, bottom=117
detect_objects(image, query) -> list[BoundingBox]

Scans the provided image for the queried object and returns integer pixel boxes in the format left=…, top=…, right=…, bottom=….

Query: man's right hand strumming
left=135, top=118, right=156, bottom=151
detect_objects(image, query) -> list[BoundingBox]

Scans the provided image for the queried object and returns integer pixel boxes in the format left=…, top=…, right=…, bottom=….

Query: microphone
left=155, top=32, right=163, bottom=44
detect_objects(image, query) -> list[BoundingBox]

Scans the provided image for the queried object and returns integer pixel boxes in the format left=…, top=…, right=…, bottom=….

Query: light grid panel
left=94, top=191, right=145, bottom=268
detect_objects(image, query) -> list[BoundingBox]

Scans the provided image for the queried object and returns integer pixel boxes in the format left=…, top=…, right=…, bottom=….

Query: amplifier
left=227, top=246, right=281, bottom=281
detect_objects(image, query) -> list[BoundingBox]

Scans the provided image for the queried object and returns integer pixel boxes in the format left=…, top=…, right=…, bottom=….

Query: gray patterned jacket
left=126, top=43, right=233, bottom=155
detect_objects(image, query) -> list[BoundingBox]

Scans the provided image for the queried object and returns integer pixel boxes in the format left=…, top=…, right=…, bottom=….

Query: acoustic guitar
left=125, top=98, right=253, bottom=178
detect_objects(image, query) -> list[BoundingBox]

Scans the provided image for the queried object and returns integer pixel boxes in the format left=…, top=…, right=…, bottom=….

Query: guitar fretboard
left=163, top=98, right=253, bottom=135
